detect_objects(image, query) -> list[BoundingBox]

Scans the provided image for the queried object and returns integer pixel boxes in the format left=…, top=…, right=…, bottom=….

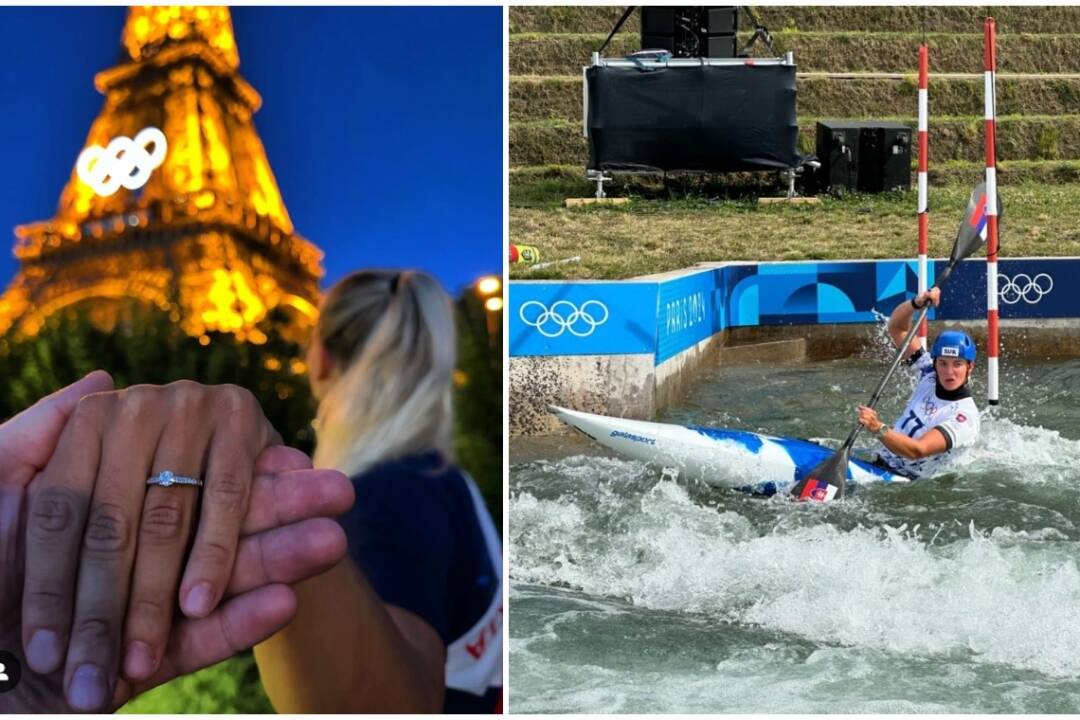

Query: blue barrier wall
left=509, top=281, right=657, bottom=357
left=509, top=257, right=1078, bottom=361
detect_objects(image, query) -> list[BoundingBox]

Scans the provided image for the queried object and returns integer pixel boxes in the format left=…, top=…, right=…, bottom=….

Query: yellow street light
left=484, top=296, right=504, bottom=312
left=477, top=276, right=501, bottom=296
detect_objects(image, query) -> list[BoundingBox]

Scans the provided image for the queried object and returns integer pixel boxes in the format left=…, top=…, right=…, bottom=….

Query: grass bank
left=509, top=183, right=1080, bottom=280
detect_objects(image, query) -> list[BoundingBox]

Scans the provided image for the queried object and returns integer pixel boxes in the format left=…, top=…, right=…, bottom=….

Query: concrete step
left=510, top=6, right=1080, bottom=35
left=511, top=31, right=1080, bottom=76
left=512, top=74, right=1080, bottom=124
left=510, top=115, right=1080, bottom=167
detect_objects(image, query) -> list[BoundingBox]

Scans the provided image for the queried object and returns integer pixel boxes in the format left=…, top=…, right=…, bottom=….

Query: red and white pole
left=984, top=17, right=1000, bottom=405
left=917, top=44, right=930, bottom=348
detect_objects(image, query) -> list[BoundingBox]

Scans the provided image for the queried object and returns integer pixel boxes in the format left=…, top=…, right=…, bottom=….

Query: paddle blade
left=952, top=181, right=1002, bottom=265
left=790, top=447, right=850, bottom=502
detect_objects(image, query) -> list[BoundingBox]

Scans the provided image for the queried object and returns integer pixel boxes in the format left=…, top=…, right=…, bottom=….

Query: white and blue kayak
left=549, top=405, right=907, bottom=495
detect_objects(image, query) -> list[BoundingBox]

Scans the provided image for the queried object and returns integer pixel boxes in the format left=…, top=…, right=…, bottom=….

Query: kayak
left=549, top=405, right=906, bottom=494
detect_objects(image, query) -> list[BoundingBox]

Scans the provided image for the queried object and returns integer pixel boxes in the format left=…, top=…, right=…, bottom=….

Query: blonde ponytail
left=311, top=270, right=456, bottom=477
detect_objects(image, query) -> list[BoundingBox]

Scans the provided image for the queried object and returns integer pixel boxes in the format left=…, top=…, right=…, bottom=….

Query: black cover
left=586, top=63, right=800, bottom=173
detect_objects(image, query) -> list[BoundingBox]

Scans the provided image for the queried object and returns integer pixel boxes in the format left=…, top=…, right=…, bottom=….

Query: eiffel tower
left=0, top=6, right=323, bottom=343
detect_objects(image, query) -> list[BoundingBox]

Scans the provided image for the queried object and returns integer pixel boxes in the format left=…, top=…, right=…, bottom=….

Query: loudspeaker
left=706, top=34, right=737, bottom=58
left=879, top=125, right=913, bottom=192
left=814, top=121, right=912, bottom=194
left=641, top=7, right=676, bottom=34
left=705, top=7, right=737, bottom=34
left=815, top=121, right=861, bottom=194
left=640, top=7, right=739, bottom=58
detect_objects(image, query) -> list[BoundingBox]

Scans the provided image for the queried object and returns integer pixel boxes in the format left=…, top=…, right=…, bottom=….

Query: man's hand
left=0, top=371, right=115, bottom=494
left=0, top=374, right=354, bottom=712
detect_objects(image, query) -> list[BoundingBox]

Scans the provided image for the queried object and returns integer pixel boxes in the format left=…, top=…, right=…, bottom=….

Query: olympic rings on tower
left=76, top=127, right=168, bottom=198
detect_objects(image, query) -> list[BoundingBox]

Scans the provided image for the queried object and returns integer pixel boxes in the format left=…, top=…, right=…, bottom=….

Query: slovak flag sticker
left=970, top=193, right=989, bottom=239
left=799, top=478, right=838, bottom=502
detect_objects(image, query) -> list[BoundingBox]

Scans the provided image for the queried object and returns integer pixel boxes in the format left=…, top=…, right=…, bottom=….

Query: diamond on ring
left=147, top=470, right=203, bottom=488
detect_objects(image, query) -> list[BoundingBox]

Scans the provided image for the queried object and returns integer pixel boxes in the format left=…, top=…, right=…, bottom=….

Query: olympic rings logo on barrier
left=998, top=272, right=1053, bottom=305
left=76, top=127, right=168, bottom=198
left=519, top=300, right=610, bottom=338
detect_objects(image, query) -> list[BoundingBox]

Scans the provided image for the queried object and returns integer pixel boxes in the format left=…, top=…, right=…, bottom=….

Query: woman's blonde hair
left=311, top=269, right=456, bottom=477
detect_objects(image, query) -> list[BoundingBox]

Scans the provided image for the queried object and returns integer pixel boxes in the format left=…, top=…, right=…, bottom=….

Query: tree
left=0, top=296, right=502, bottom=522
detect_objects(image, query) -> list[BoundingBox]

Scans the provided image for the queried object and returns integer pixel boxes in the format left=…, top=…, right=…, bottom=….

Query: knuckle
left=121, top=384, right=156, bottom=405
left=118, top=385, right=159, bottom=420
left=220, top=384, right=257, bottom=416
left=140, top=496, right=188, bottom=544
left=128, top=597, right=168, bottom=625
left=71, top=393, right=110, bottom=425
left=73, top=616, right=112, bottom=643
left=194, top=537, right=234, bottom=568
left=169, top=378, right=201, bottom=393
left=29, top=487, right=83, bottom=541
left=84, top=502, right=133, bottom=555
left=207, top=470, right=248, bottom=511
left=218, top=608, right=240, bottom=653
left=24, top=579, right=66, bottom=614
left=168, top=379, right=205, bottom=411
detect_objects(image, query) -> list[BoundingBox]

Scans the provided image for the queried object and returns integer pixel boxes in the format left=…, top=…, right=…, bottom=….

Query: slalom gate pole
left=917, top=43, right=930, bottom=348
left=984, top=17, right=1001, bottom=405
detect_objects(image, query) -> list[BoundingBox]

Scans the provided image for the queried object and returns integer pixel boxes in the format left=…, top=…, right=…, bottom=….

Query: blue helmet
left=931, top=330, right=977, bottom=362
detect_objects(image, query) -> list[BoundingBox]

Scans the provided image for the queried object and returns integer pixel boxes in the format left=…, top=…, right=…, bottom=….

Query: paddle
left=790, top=182, right=1000, bottom=502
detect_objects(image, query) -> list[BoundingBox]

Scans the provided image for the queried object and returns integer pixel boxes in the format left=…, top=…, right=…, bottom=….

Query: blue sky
left=0, top=6, right=503, bottom=295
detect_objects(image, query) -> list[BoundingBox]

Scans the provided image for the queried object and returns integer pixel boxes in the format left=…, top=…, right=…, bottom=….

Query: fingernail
left=123, top=640, right=154, bottom=680
left=26, top=629, right=63, bottom=672
left=69, top=664, right=107, bottom=711
left=184, top=582, right=214, bottom=618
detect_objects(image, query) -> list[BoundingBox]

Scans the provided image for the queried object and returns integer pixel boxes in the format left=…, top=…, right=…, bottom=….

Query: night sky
left=0, top=6, right=503, bottom=295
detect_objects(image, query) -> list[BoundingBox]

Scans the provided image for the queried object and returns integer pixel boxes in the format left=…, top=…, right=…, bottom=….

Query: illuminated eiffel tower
left=0, top=6, right=322, bottom=343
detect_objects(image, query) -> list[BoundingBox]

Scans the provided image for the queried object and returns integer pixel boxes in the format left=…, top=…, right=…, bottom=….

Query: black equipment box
left=814, top=120, right=912, bottom=194
left=640, top=6, right=738, bottom=58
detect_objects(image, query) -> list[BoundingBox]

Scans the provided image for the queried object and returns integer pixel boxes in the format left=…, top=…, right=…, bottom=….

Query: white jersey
left=876, top=351, right=980, bottom=479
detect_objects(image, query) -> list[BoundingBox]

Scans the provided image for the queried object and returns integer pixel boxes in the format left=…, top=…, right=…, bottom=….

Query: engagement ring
left=147, top=470, right=203, bottom=488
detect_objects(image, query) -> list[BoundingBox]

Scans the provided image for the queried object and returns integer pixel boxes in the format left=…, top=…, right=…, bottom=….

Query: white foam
left=510, top=483, right=1080, bottom=679
left=949, top=416, right=1080, bottom=484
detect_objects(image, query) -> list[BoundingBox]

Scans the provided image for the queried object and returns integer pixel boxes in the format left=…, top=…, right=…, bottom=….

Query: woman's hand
left=113, top=445, right=354, bottom=708
left=912, top=287, right=941, bottom=309
left=0, top=374, right=354, bottom=712
left=857, top=405, right=885, bottom=435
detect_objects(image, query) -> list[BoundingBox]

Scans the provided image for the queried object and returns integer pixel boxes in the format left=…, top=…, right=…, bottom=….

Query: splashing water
left=510, top=358, right=1080, bottom=713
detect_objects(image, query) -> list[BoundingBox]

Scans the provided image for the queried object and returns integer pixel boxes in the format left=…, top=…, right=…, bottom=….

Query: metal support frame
left=586, top=169, right=612, bottom=199
left=591, top=53, right=794, bottom=71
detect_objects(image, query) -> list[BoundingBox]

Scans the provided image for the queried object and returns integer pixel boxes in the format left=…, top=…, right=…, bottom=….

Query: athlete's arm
left=857, top=405, right=948, bottom=459
left=254, top=560, right=446, bottom=713
left=888, top=287, right=941, bottom=359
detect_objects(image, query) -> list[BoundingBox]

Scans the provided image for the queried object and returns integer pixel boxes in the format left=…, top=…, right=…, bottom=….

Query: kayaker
left=857, top=287, right=981, bottom=479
